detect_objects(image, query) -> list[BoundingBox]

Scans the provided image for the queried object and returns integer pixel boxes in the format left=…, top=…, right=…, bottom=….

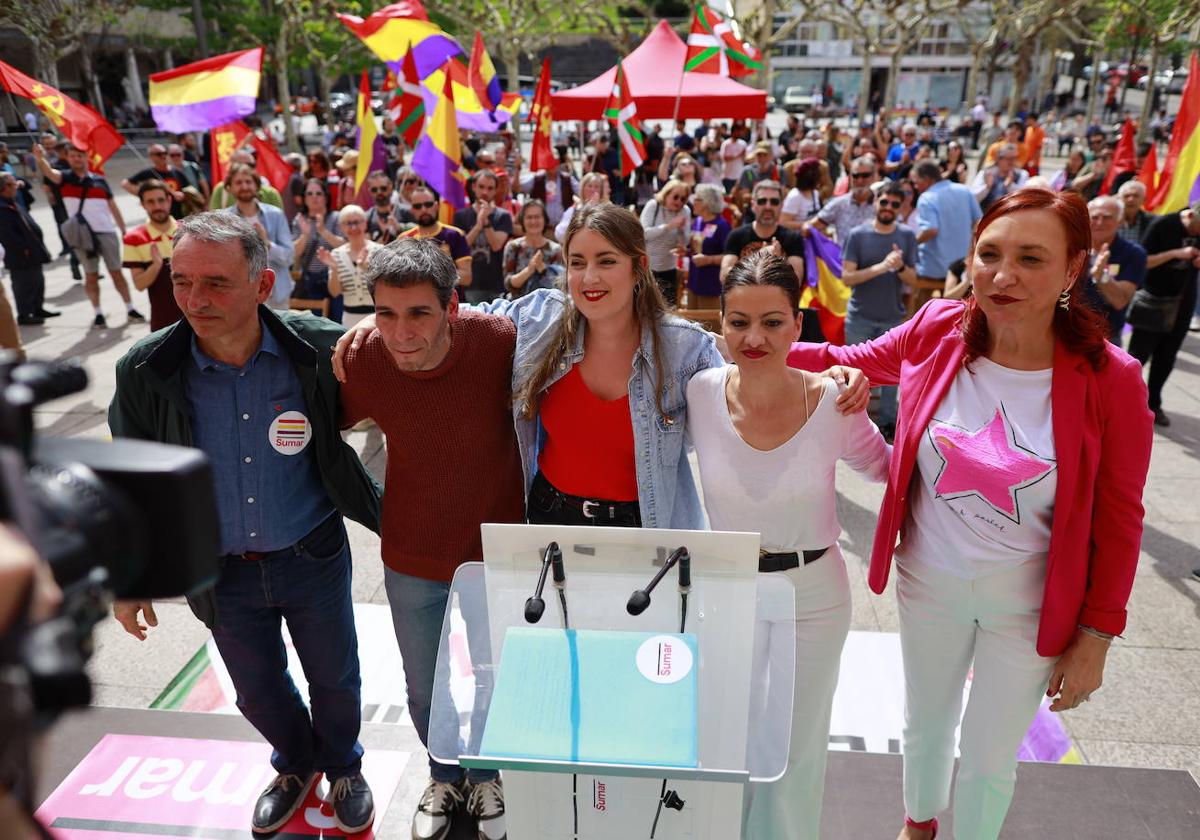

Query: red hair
left=959, top=188, right=1110, bottom=370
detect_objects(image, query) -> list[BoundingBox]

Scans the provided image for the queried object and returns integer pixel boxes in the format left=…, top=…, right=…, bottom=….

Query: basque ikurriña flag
left=387, top=51, right=426, bottom=148
left=603, top=60, right=646, bottom=178
left=148, top=48, right=263, bottom=133
left=685, top=5, right=762, bottom=77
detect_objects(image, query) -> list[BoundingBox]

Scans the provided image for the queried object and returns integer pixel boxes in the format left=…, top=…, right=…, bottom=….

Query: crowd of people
left=0, top=96, right=1190, bottom=840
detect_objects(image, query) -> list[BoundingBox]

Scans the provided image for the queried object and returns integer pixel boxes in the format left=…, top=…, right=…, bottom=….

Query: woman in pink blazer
left=788, top=188, right=1153, bottom=840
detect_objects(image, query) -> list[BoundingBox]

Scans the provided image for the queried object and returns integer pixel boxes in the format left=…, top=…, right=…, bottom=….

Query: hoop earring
left=1058, top=287, right=1071, bottom=310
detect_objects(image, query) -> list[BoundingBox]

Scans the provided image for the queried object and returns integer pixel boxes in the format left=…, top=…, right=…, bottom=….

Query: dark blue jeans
left=212, top=516, right=363, bottom=779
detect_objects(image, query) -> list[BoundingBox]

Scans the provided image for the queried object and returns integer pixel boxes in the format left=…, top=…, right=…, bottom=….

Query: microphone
left=524, top=542, right=561, bottom=623
left=627, top=547, right=690, bottom=616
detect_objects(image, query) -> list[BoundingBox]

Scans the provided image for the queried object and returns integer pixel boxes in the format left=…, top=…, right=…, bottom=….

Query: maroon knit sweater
left=340, top=310, right=525, bottom=581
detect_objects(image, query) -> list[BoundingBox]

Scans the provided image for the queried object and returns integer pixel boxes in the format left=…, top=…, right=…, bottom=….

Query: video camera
left=0, top=354, right=220, bottom=830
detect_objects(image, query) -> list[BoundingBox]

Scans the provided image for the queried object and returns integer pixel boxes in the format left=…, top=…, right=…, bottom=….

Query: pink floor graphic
left=35, top=734, right=409, bottom=838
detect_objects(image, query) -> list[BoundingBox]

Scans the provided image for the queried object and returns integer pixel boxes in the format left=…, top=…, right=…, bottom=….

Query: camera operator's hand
left=0, top=524, right=60, bottom=633
left=114, top=600, right=158, bottom=641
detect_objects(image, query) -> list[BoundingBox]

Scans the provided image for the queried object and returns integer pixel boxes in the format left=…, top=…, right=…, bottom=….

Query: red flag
left=1102, top=118, right=1137, bottom=195
left=387, top=51, right=426, bottom=148
left=381, top=68, right=399, bottom=92
left=0, top=58, right=123, bottom=172
left=528, top=58, right=555, bottom=172
left=1137, top=143, right=1159, bottom=193
left=209, top=121, right=290, bottom=193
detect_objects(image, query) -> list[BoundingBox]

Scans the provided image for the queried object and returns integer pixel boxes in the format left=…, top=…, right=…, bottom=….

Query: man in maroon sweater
left=340, top=237, right=522, bottom=840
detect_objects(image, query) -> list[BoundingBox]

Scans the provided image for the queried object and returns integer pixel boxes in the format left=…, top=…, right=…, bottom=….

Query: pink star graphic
left=930, top=409, right=1055, bottom=520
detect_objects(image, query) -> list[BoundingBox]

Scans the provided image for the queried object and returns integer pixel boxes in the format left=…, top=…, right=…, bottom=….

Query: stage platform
left=35, top=706, right=1200, bottom=838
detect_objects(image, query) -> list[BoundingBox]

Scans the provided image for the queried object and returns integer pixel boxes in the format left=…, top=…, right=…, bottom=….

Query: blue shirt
left=886, top=142, right=920, bottom=178
left=186, top=320, right=335, bottom=555
left=1082, top=234, right=1147, bottom=341
left=915, top=180, right=982, bottom=278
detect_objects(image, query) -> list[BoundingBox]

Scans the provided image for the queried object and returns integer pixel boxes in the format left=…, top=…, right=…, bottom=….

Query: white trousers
left=743, top=545, right=852, bottom=840
left=896, top=554, right=1056, bottom=840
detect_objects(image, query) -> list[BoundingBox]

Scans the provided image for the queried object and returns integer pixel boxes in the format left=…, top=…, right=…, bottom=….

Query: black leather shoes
left=330, top=772, right=375, bottom=833
left=251, top=771, right=317, bottom=834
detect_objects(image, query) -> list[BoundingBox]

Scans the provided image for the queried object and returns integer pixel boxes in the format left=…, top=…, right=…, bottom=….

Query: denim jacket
left=475, top=288, right=722, bottom=529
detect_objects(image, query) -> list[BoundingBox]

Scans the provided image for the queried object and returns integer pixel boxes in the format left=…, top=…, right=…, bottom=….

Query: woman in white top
left=318, top=204, right=383, bottom=327
left=686, top=249, right=890, bottom=840
left=779, top=157, right=825, bottom=230
left=640, top=179, right=692, bottom=307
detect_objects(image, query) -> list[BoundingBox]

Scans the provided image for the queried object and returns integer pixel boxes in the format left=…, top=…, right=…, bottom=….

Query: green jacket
left=109, top=305, right=382, bottom=627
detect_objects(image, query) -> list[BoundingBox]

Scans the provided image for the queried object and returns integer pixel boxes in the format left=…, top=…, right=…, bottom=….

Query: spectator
left=942, top=256, right=971, bottom=301
left=554, top=172, right=609, bottom=243
left=911, top=160, right=982, bottom=318
left=283, top=152, right=306, bottom=223
left=839, top=181, right=918, bottom=440
left=737, top=142, right=781, bottom=195
left=971, top=143, right=1030, bottom=212
left=983, top=122, right=1029, bottom=169
left=399, top=185, right=472, bottom=290
left=503, top=200, right=563, bottom=298
left=1117, top=180, right=1153, bottom=244
left=640, top=179, right=692, bottom=306
left=940, top=140, right=969, bottom=184
left=1051, top=148, right=1088, bottom=192
left=292, top=177, right=345, bottom=317
left=722, top=180, right=805, bottom=283
left=1083, top=196, right=1146, bottom=344
left=683, top=183, right=730, bottom=309
left=586, top=133, right=623, bottom=205
left=169, top=143, right=210, bottom=205
left=720, top=125, right=749, bottom=192
left=812, top=155, right=878, bottom=242
left=780, top=158, right=826, bottom=230
left=519, top=154, right=579, bottom=230
left=394, top=166, right=422, bottom=215
left=123, top=180, right=184, bottom=332
left=209, top=150, right=285, bottom=210
left=1073, top=148, right=1112, bottom=202
left=975, top=112, right=1005, bottom=165
left=122, top=143, right=190, bottom=218
left=884, top=123, right=921, bottom=180
left=1023, top=113, right=1046, bottom=175
left=670, top=154, right=702, bottom=189
left=0, top=171, right=55, bottom=325
left=320, top=204, right=382, bottom=327
left=220, top=163, right=294, bottom=308
left=1126, top=202, right=1200, bottom=427
left=32, top=141, right=143, bottom=328
left=453, top=170, right=514, bottom=304
left=38, top=135, right=81, bottom=279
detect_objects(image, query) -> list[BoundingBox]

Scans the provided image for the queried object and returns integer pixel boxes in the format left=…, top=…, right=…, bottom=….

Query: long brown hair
left=960, top=188, right=1110, bottom=370
left=515, top=202, right=669, bottom=420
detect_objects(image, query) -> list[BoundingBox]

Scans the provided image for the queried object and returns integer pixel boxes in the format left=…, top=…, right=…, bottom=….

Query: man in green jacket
left=108, top=212, right=381, bottom=836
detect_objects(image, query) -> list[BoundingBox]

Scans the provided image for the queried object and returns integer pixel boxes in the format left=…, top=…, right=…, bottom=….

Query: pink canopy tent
left=552, top=20, right=768, bottom=120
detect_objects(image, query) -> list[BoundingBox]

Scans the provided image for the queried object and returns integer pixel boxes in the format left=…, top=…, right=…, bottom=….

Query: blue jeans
left=211, top=516, right=363, bottom=779
left=383, top=568, right=496, bottom=784
left=844, top=312, right=904, bottom=428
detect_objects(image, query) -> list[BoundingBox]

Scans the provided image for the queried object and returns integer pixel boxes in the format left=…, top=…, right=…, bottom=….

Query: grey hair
left=1118, top=180, right=1146, bottom=196
left=365, top=237, right=458, bottom=307
left=751, top=178, right=783, bottom=200
left=338, top=203, right=367, bottom=224
left=851, top=154, right=877, bottom=172
left=174, top=211, right=268, bottom=281
left=692, top=182, right=725, bottom=216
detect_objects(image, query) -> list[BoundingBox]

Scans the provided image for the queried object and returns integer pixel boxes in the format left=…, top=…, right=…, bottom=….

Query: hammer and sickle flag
left=0, top=60, right=124, bottom=172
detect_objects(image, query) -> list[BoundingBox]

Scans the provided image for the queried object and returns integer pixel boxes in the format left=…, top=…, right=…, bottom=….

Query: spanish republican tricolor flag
left=1147, top=52, right=1200, bottom=214
left=801, top=228, right=851, bottom=345
left=412, top=72, right=467, bottom=213
left=149, top=47, right=263, bottom=133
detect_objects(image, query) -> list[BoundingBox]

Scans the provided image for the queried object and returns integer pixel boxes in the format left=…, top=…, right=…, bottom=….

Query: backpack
left=60, top=178, right=98, bottom=255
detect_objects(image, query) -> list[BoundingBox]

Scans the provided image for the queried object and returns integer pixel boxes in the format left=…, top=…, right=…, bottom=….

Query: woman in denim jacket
left=335, top=202, right=864, bottom=529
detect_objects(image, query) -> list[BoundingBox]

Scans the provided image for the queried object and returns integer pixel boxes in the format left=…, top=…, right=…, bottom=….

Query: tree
left=733, top=0, right=823, bottom=92
left=0, top=0, right=133, bottom=91
left=999, top=0, right=1090, bottom=119
left=953, top=0, right=1005, bottom=107
left=879, top=0, right=969, bottom=111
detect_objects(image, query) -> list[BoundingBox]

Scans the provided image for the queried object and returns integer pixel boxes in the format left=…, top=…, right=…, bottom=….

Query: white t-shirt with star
left=897, top=356, right=1057, bottom=578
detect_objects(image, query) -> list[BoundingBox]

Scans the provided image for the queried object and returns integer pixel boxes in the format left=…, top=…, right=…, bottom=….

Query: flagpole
left=123, top=140, right=148, bottom=164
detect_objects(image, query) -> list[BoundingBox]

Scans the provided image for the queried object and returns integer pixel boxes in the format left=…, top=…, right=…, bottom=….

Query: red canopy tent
left=552, top=20, right=767, bottom=120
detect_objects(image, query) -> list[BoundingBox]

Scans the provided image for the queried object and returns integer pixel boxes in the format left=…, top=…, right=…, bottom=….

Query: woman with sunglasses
left=293, top=178, right=346, bottom=319
left=940, top=141, right=969, bottom=184
left=641, top=179, right=693, bottom=306
left=689, top=249, right=888, bottom=839
left=334, top=201, right=867, bottom=531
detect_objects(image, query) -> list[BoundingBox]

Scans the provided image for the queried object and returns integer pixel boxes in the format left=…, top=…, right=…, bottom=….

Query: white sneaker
left=412, top=779, right=464, bottom=840
left=1190, top=314, right=1200, bottom=332
left=467, top=778, right=506, bottom=840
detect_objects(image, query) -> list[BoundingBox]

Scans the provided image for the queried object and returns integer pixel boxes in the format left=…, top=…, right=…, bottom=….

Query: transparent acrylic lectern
left=427, top=524, right=797, bottom=839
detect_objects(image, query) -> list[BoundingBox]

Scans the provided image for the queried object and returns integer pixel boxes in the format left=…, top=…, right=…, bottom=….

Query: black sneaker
left=329, top=772, right=375, bottom=834
left=92, top=313, right=107, bottom=328
left=1192, top=568, right=1200, bottom=583
left=1153, top=408, right=1171, bottom=428
left=252, top=771, right=317, bottom=834
left=16, top=315, right=44, bottom=326
left=126, top=308, right=146, bottom=322
left=37, top=308, right=62, bottom=318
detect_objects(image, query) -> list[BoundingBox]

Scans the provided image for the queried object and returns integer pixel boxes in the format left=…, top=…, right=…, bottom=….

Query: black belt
left=223, top=513, right=339, bottom=563
left=532, top=472, right=640, bottom=524
left=758, top=547, right=828, bottom=573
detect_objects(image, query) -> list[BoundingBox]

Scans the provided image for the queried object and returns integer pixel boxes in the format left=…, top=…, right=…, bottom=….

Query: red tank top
left=538, top=365, right=639, bottom=502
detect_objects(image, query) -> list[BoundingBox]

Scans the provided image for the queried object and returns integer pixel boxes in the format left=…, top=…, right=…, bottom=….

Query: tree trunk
left=35, top=44, right=61, bottom=90
left=858, top=46, right=874, bottom=125
left=1138, top=39, right=1161, bottom=145
left=501, top=41, right=521, bottom=94
left=274, top=25, right=299, bottom=153
left=79, top=37, right=106, bottom=117
left=1007, top=37, right=1034, bottom=119
left=191, top=0, right=210, bottom=59
left=314, top=60, right=334, bottom=128
left=965, top=45, right=985, bottom=107
left=884, top=46, right=904, bottom=112
left=1085, top=52, right=1103, bottom=125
